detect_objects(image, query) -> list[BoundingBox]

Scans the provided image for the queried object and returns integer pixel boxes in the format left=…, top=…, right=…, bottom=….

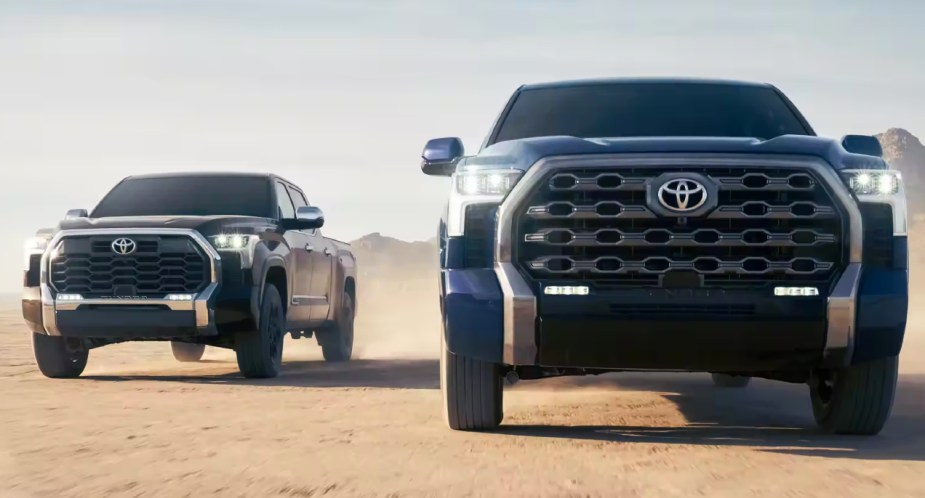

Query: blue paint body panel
left=441, top=269, right=504, bottom=363
left=459, top=135, right=888, bottom=175
left=853, top=266, right=909, bottom=364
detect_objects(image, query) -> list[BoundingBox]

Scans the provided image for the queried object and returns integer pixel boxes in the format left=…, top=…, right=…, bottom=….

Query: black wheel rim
left=342, top=296, right=354, bottom=352
left=812, top=370, right=837, bottom=407
left=267, top=300, right=284, bottom=368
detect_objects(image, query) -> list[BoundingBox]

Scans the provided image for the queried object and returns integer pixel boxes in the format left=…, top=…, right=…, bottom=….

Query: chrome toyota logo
left=657, top=178, right=708, bottom=212
left=111, top=238, right=137, bottom=255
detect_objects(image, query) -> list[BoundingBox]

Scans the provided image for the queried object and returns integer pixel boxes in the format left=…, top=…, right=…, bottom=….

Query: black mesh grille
left=516, top=165, right=846, bottom=289
left=50, top=235, right=209, bottom=297
left=860, top=203, right=894, bottom=268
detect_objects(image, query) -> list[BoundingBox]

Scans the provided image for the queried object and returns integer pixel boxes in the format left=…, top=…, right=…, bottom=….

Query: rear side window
left=491, top=83, right=811, bottom=143
left=274, top=182, right=295, bottom=219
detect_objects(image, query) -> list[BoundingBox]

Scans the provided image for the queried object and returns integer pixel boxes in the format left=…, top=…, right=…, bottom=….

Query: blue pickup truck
left=422, top=78, right=908, bottom=435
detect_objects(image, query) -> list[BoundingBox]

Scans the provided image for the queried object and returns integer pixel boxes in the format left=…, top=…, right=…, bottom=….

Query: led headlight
left=211, top=234, right=257, bottom=251
left=447, top=169, right=524, bottom=238
left=24, top=236, right=51, bottom=270
left=843, top=170, right=901, bottom=196
left=455, top=170, right=523, bottom=197
left=24, top=236, right=49, bottom=253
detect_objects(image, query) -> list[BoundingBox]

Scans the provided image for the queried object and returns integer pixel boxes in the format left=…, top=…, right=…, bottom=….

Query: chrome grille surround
left=494, top=154, right=863, bottom=368
left=39, top=229, right=223, bottom=337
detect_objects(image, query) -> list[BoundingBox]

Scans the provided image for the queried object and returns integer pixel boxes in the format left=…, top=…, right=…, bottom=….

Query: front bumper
left=441, top=154, right=909, bottom=370
left=25, top=228, right=222, bottom=339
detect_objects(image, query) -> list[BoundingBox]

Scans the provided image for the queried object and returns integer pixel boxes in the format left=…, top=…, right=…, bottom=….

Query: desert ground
left=2, top=282, right=925, bottom=498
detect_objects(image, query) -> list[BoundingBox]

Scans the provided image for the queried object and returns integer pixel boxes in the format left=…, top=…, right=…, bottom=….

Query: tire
left=440, top=335, right=503, bottom=431
left=318, top=291, right=355, bottom=362
left=711, top=373, right=751, bottom=388
left=171, top=342, right=205, bottom=362
left=235, top=284, right=285, bottom=379
left=810, top=356, right=898, bottom=435
left=32, top=333, right=88, bottom=379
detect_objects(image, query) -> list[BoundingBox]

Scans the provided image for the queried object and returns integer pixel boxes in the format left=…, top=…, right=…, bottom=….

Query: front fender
left=251, top=244, right=288, bottom=325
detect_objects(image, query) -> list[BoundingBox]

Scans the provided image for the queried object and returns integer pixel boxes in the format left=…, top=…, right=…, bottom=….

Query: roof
left=123, top=171, right=303, bottom=188
left=126, top=172, right=275, bottom=181
left=520, top=77, right=773, bottom=91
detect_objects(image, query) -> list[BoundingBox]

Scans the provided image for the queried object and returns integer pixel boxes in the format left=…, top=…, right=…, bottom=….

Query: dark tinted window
left=275, top=182, right=295, bottom=219
left=92, top=176, right=271, bottom=218
left=492, top=83, right=810, bottom=144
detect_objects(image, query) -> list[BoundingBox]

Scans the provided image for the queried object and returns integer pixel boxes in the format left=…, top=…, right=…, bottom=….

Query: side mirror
left=421, top=137, right=464, bottom=177
left=65, top=209, right=88, bottom=220
left=286, top=206, right=325, bottom=230
left=841, top=135, right=883, bottom=157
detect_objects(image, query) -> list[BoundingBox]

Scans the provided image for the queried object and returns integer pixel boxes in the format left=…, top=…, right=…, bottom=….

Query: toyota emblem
left=111, top=238, right=137, bottom=255
left=657, top=178, right=708, bottom=212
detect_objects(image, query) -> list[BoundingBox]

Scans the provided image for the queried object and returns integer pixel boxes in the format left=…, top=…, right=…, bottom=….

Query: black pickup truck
left=22, top=173, right=358, bottom=379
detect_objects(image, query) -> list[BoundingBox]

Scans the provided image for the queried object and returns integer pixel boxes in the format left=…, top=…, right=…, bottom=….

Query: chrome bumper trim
left=39, top=228, right=222, bottom=337
left=494, top=153, right=863, bottom=367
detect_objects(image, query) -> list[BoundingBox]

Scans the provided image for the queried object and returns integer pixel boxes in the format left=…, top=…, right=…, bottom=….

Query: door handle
left=305, top=243, right=315, bottom=252
left=323, top=247, right=332, bottom=256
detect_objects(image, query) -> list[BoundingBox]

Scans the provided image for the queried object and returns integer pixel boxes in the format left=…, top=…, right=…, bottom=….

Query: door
left=275, top=182, right=313, bottom=327
left=307, top=231, right=334, bottom=321
left=286, top=185, right=334, bottom=323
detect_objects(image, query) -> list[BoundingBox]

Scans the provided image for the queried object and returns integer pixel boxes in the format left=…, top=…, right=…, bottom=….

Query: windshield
left=91, top=176, right=272, bottom=218
left=490, top=83, right=811, bottom=144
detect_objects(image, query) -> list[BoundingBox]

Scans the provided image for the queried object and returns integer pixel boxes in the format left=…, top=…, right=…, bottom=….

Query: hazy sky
left=1, top=0, right=923, bottom=291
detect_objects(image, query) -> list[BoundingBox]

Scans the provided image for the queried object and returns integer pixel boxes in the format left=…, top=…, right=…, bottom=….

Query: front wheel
left=171, top=342, right=205, bottom=362
left=235, top=284, right=285, bottom=379
left=317, top=291, right=355, bottom=362
left=810, top=356, right=898, bottom=435
left=440, top=335, right=503, bottom=431
left=711, top=373, right=751, bottom=388
left=32, top=333, right=88, bottom=378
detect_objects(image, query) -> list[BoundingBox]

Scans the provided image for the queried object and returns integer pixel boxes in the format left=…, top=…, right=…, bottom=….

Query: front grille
left=516, top=165, right=846, bottom=289
left=50, top=235, right=210, bottom=297
left=608, top=303, right=756, bottom=317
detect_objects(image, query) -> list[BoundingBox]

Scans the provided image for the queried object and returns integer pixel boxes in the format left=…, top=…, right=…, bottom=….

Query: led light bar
left=544, top=285, right=590, bottom=296
left=165, top=294, right=195, bottom=301
left=774, top=287, right=820, bottom=297
left=56, top=294, right=84, bottom=301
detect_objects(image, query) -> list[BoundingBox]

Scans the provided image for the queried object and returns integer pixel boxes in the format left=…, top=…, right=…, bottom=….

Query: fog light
left=544, top=285, right=590, bottom=296
left=166, top=294, right=195, bottom=301
left=774, top=287, right=819, bottom=297
left=56, top=294, right=84, bottom=301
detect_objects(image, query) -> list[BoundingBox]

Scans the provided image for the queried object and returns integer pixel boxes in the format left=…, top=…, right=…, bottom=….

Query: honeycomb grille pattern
left=50, top=235, right=209, bottom=297
left=516, top=166, right=846, bottom=288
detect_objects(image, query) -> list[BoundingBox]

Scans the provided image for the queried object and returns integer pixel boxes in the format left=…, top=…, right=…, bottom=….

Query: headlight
left=25, top=236, right=49, bottom=253
left=210, top=234, right=257, bottom=251
left=841, top=169, right=907, bottom=237
left=843, top=170, right=901, bottom=196
left=455, top=170, right=523, bottom=197
left=446, top=169, right=524, bottom=238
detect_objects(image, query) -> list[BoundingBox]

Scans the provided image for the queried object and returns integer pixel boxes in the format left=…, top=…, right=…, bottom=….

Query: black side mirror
left=65, top=208, right=88, bottom=220
left=421, top=137, right=464, bottom=177
left=841, top=135, right=883, bottom=157
left=283, top=206, right=325, bottom=230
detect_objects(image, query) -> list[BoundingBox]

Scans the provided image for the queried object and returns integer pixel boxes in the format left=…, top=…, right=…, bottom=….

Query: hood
left=460, top=135, right=889, bottom=172
left=56, top=215, right=274, bottom=235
